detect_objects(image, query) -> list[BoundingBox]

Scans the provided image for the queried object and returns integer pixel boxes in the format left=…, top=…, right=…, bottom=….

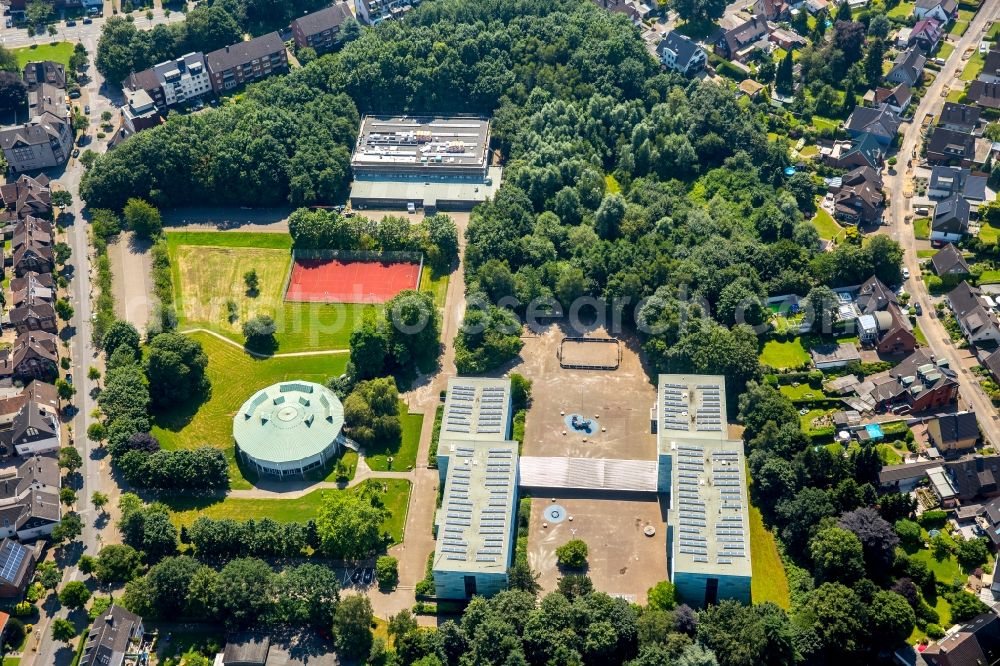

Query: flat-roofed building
left=432, top=441, right=519, bottom=600
left=433, top=377, right=519, bottom=600
left=436, top=377, right=515, bottom=481
left=349, top=116, right=501, bottom=211
left=658, top=374, right=752, bottom=608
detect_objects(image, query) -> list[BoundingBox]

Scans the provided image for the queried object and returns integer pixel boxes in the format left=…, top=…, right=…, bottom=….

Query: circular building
left=233, top=381, right=345, bottom=478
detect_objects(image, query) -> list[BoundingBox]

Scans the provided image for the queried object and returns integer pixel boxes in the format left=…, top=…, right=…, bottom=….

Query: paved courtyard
left=527, top=493, right=668, bottom=604
left=515, top=325, right=657, bottom=461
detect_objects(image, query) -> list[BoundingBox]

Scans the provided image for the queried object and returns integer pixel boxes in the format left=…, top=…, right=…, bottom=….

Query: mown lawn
left=812, top=208, right=843, bottom=241
left=937, top=41, right=955, bottom=61
left=811, top=116, right=839, bottom=132
left=917, top=249, right=937, bottom=258
left=168, top=231, right=372, bottom=353
left=950, top=20, right=970, bottom=37
left=914, top=217, right=931, bottom=240
left=912, top=547, right=963, bottom=584
left=947, top=87, right=968, bottom=102
left=979, top=270, right=1000, bottom=284
left=13, top=42, right=75, bottom=68
left=980, top=222, right=1000, bottom=244
left=914, top=322, right=928, bottom=345
left=760, top=338, right=810, bottom=369
left=419, top=266, right=449, bottom=309
left=163, top=479, right=412, bottom=545
left=152, top=331, right=350, bottom=489
left=364, top=405, right=423, bottom=472
left=779, top=384, right=828, bottom=401
left=989, top=21, right=1000, bottom=40
left=887, top=0, right=914, bottom=17
left=961, top=50, right=985, bottom=80
left=748, top=503, right=791, bottom=608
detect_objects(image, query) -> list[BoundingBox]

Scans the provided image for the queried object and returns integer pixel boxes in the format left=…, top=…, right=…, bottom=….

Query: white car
left=902, top=268, right=911, bottom=279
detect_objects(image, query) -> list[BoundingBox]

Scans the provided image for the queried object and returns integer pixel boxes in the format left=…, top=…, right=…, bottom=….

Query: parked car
left=915, top=303, right=923, bottom=316
left=902, top=267, right=910, bottom=279
left=84, top=105, right=90, bottom=115
left=66, top=19, right=76, bottom=26
left=83, top=16, right=92, bottom=23
left=72, top=148, right=79, bottom=158
left=69, top=90, right=81, bottom=99
left=407, top=202, right=416, bottom=214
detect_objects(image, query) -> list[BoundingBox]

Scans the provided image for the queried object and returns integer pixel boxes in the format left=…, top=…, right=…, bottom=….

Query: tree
left=96, top=544, right=142, bottom=583
left=88, top=366, right=102, bottom=383
left=0, top=46, right=17, bottom=73
left=25, top=0, right=53, bottom=25
left=52, top=190, right=73, bottom=208
left=868, top=13, right=891, bottom=38
left=35, top=561, right=61, bottom=589
left=145, top=332, right=210, bottom=408
left=864, top=39, right=886, bottom=88
left=375, top=556, right=398, bottom=590
left=55, top=298, right=74, bottom=321
left=776, top=49, right=794, bottom=95
left=242, top=314, right=277, bottom=348
left=894, top=519, right=922, bottom=551
left=123, top=198, right=162, bottom=238
left=60, top=487, right=77, bottom=505
left=0, top=72, right=26, bottom=113
left=51, top=618, right=77, bottom=643
left=273, top=563, right=340, bottom=627
left=315, top=485, right=388, bottom=559
left=59, top=446, right=83, bottom=473
left=59, top=580, right=91, bottom=609
left=838, top=507, right=899, bottom=570
left=508, top=561, right=541, bottom=595
left=796, top=583, right=864, bottom=655
left=555, top=539, right=588, bottom=569
left=803, top=285, right=839, bottom=335
left=809, top=527, right=865, bottom=583
left=647, top=581, right=677, bottom=611
left=213, top=557, right=275, bottom=625
left=102, top=320, right=141, bottom=358
left=333, top=594, right=374, bottom=660
left=70, top=43, right=89, bottom=72
left=697, top=601, right=796, bottom=666
left=243, top=269, right=259, bottom=296
left=869, top=590, right=916, bottom=646
left=951, top=590, right=990, bottom=622
left=673, top=0, right=727, bottom=22
left=956, top=537, right=990, bottom=570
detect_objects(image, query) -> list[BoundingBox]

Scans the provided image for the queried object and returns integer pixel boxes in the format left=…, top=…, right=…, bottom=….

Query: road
left=0, top=8, right=186, bottom=49
left=22, top=34, right=112, bottom=666
left=886, top=0, right=1000, bottom=447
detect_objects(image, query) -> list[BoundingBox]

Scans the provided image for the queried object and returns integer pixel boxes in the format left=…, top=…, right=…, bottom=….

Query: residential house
left=715, top=15, right=769, bottom=62
left=123, top=53, right=212, bottom=110
left=754, top=0, right=788, bottom=20
left=861, top=349, right=959, bottom=412
left=879, top=454, right=1000, bottom=496
left=11, top=272, right=53, bottom=310
left=21, top=61, right=65, bottom=91
left=117, top=87, right=161, bottom=141
left=939, top=102, right=981, bottom=134
left=0, top=539, right=35, bottom=598
left=845, top=104, right=901, bottom=146
left=869, top=306, right=918, bottom=354
left=0, top=83, right=73, bottom=174
left=0, top=174, right=50, bottom=221
left=931, top=243, right=971, bottom=276
left=768, top=27, right=806, bottom=50
left=0, top=398, right=61, bottom=456
left=291, top=3, right=354, bottom=53
left=822, top=133, right=885, bottom=169
left=984, top=348, right=1000, bottom=385
left=810, top=342, right=862, bottom=369
left=927, top=412, right=980, bottom=454
left=80, top=605, right=145, bottom=666
left=931, top=195, right=971, bottom=243
left=923, top=613, right=1000, bottom=666
left=895, top=27, right=913, bottom=48
left=10, top=217, right=53, bottom=277
left=864, top=83, right=911, bottom=113
left=738, top=79, right=766, bottom=99
left=205, top=33, right=288, bottom=94
left=928, top=165, right=988, bottom=203
left=833, top=165, right=884, bottom=224
left=927, top=126, right=978, bottom=166
left=0, top=454, right=61, bottom=540
left=354, top=0, right=415, bottom=25
left=907, top=18, right=943, bottom=52
left=947, top=281, right=1000, bottom=345
left=856, top=275, right=899, bottom=315
left=968, top=80, right=1000, bottom=109
left=980, top=46, right=1000, bottom=84
left=7, top=293, right=57, bottom=335
left=887, top=48, right=926, bottom=87
left=913, top=0, right=957, bottom=23
left=657, top=30, right=707, bottom=75
left=0, top=332, right=58, bottom=383
left=0, top=382, right=58, bottom=423
left=804, top=0, right=828, bottom=13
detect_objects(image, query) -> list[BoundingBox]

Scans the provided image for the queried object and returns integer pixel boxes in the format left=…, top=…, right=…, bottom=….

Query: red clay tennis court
left=285, top=258, right=421, bottom=304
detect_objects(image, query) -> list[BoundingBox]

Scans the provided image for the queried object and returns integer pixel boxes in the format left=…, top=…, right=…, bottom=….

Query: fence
left=558, top=336, right=622, bottom=370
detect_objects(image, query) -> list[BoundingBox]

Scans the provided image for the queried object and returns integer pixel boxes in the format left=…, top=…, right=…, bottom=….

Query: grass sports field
left=168, top=231, right=446, bottom=353
left=152, top=331, right=351, bottom=488
left=163, top=479, right=412, bottom=545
